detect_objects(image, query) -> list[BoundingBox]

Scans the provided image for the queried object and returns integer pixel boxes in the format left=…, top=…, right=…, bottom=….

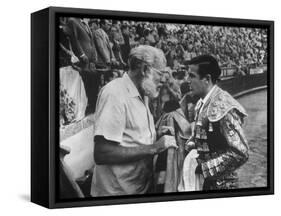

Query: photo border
left=49, top=6, right=274, bottom=208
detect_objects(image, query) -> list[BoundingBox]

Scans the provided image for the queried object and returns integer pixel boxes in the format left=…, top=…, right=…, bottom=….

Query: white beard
left=141, top=78, right=159, bottom=99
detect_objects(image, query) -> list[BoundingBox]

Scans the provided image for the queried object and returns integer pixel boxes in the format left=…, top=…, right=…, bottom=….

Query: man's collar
left=194, top=85, right=217, bottom=114
left=202, top=85, right=217, bottom=105
left=123, top=73, right=141, bottom=98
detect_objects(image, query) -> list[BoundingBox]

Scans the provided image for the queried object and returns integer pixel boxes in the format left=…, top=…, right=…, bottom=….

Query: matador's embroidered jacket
left=194, top=86, right=249, bottom=190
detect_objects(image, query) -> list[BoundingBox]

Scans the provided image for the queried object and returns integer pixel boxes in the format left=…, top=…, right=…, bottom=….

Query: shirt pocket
left=125, top=99, right=149, bottom=130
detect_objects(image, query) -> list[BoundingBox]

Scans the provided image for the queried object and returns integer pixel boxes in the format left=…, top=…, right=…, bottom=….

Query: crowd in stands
left=59, top=17, right=268, bottom=124
left=60, top=17, right=267, bottom=76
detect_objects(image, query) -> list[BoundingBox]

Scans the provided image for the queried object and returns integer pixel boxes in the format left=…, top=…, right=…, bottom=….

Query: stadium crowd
left=60, top=18, right=267, bottom=74
left=59, top=17, right=267, bottom=125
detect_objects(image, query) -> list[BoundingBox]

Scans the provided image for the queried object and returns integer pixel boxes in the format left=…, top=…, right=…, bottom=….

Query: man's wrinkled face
left=187, top=64, right=207, bottom=98
left=141, top=66, right=163, bottom=99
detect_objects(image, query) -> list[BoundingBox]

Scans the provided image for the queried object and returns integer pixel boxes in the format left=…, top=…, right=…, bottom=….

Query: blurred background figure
left=92, top=19, right=116, bottom=68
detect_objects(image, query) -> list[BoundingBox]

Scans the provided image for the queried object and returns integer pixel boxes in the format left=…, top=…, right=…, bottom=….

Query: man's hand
left=185, top=139, right=196, bottom=152
left=80, top=54, right=89, bottom=65
left=111, top=58, right=118, bottom=66
left=71, top=54, right=80, bottom=64
left=159, top=126, right=175, bottom=136
left=154, top=135, right=177, bottom=154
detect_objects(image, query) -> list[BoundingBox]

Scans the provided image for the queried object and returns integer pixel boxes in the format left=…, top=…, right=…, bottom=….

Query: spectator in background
left=121, top=24, right=131, bottom=64
left=92, top=19, right=116, bottom=68
left=144, top=28, right=156, bottom=45
left=165, top=42, right=177, bottom=69
left=66, top=17, right=99, bottom=114
left=157, top=24, right=167, bottom=38
left=59, top=17, right=75, bottom=67
left=111, top=20, right=125, bottom=45
left=150, top=67, right=182, bottom=121
left=109, top=26, right=126, bottom=67
left=67, top=18, right=97, bottom=69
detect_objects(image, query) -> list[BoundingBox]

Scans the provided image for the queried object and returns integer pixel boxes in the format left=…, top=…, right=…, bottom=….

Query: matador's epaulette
left=207, top=87, right=247, bottom=122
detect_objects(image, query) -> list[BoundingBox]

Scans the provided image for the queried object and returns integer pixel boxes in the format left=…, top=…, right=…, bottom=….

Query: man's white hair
left=128, top=45, right=167, bottom=70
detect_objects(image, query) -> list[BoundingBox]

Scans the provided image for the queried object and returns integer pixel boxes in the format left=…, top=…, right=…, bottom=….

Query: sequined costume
left=193, top=85, right=249, bottom=190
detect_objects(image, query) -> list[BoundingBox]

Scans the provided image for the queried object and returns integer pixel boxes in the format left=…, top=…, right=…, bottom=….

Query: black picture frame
left=31, top=6, right=274, bottom=208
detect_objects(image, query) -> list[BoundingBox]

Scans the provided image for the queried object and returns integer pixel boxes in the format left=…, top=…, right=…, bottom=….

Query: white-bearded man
left=91, top=45, right=177, bottom=196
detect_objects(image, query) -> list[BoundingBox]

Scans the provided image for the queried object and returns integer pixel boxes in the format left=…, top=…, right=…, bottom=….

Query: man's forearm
left=94, top=136, right=157, bottom=165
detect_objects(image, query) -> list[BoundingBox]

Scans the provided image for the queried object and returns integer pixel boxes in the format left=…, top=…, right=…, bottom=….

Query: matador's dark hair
left=187, top=55, right=221, bottom=83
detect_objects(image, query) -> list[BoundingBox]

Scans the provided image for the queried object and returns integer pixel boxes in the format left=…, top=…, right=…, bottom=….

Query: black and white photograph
left=58, top=15, right=270, bottom=199
left=1, top=0, right=281, bottom=213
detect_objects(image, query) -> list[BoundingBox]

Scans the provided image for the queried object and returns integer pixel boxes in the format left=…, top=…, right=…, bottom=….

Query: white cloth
left=91, top=73, right=156, bottom=196
left=178, top=86, right=219, bottom=192
left=60, top=66, right=87, bottom=122
left=178, top=149, right=204, bottom=191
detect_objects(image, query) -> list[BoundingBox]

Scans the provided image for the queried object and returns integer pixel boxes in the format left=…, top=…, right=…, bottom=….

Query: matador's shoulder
left=207, top=87, right=247, bottom=122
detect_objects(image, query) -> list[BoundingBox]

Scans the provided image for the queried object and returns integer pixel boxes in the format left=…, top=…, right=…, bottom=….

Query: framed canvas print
left=31, top=6, right=274, bottom=208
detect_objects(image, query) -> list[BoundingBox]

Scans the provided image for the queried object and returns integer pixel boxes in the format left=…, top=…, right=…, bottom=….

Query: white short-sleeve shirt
left=91, top=73, right=156, bottom=196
